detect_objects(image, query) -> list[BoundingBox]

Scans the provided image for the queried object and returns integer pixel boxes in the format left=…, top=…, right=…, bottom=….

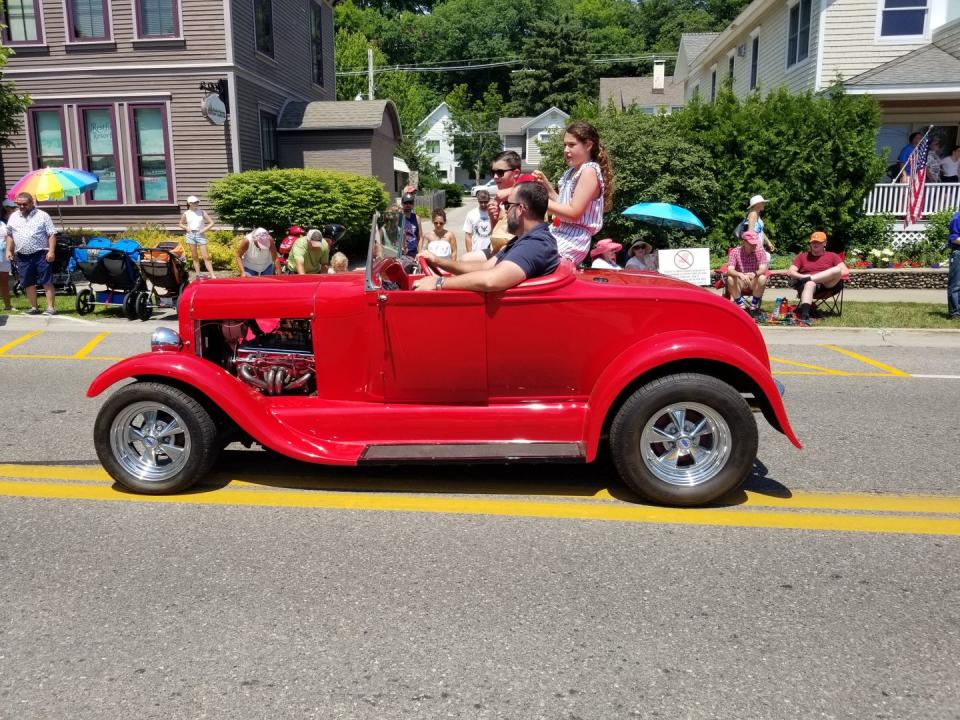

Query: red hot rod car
left=89, top=219, right=801, bottom=507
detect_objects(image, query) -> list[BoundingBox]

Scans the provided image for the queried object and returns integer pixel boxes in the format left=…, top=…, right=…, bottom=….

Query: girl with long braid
left=532, top=122, right=615, bottom=265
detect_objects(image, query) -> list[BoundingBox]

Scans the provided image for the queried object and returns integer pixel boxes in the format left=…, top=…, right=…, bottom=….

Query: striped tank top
left=550, top=161, right=605, bottom=265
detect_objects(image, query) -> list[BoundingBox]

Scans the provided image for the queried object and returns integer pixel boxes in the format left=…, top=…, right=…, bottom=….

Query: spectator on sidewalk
left=329, top=252, right=349, bottom=273
left=0, top=203, right=12, bottom=312
left=786, top=231, right=849, bottom=323
left=421, top=209, right=457, bottom=260
left=290, top=228, right=330, bottom=274
left=235, top=227, right=279, bottom=276
left=725, top=231, right=769, bottom=313
left=745, top=195, right=775, bottom=253
left=178, top=195, right=216, bottom=277
left=625, top=240, right=658, bottom=271
left=4, top=192, right=57, bottom=315
left=463, top=189, right=493, bottom=258
left=2, top=198, right=15, bottom=222
left=590, top=238, right=622, bottom=270
left=400, top=191, right=421, bottom=260
left=947, top=209, right=960, bottom=320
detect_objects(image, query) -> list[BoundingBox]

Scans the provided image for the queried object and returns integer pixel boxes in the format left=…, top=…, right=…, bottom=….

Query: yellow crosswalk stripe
left=0, top=330, right=42, bottom=355
left=72, top=332, right=110, bottom=359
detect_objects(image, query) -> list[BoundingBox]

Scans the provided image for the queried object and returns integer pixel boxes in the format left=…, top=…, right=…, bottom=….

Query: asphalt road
left=1, top=319, right=959, bottom=719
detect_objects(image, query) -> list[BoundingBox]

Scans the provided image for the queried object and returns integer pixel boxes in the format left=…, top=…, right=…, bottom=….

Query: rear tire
left=94, top=382, right=220, bottom=494
left=609, top=373, right=758, bottom=506
left=122, top=292, right=137, bottom=320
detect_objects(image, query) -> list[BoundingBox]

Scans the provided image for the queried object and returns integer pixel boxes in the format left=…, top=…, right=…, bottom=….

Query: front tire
left=94, top=382, right=219, bottom=494
left=609, top=373, right=758, bottom=506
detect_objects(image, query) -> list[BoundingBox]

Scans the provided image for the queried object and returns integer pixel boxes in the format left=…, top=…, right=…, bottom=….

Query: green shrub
left=208, top=168, right=389, bottom=257
left=841, top=214, right=894, bottom=257
left=439, top=182, right=464, bottom=208
left=100, top=224, right=240, bottom=272
left=924, top=209, right=954, bottom=251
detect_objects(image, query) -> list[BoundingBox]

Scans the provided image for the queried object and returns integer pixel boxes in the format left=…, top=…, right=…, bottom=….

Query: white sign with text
left=657, top=248, right=711, bottom=286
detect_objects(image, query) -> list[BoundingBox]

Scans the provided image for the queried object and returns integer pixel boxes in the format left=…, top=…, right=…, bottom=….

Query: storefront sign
left=201, top=94, right=227, bottom=126
left=658, top=248, right=711, bottom=286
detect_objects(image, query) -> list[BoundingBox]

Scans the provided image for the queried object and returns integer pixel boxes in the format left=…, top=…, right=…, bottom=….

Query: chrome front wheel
left=95, top=382, right=219, bottom=494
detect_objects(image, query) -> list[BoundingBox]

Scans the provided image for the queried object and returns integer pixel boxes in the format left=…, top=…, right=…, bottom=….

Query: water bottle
left=773, top=297, right=783, bottom=320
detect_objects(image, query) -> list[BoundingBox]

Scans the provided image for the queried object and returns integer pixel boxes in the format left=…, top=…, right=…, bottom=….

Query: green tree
left=511, top=15, right=598, bottom=116
left=446, top=84, right=505, bottom=181
left=0, top=3, right=32, bottom=189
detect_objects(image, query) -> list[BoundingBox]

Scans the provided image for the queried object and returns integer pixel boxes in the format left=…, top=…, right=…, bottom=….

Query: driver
left=412, top=180, right=559, bottom=292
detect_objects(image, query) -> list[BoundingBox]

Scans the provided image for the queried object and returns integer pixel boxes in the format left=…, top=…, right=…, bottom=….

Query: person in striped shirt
left=725, top=230, right=769, bottom=313
left=532, top=122, right=614, bottom=266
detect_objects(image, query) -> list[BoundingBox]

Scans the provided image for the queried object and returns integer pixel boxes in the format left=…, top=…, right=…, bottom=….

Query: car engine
left=199, top=319, right=316, bottom=396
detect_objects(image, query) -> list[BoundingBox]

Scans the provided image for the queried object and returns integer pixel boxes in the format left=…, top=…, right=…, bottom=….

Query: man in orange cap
left=786, top=231, right=849, bottom=323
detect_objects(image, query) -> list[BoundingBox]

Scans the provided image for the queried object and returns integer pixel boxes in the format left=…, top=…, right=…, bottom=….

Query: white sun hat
left=748, top=194, right=766, bottom=208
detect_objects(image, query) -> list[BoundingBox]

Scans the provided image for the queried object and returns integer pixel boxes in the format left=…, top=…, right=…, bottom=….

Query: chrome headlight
left=151, top=327, right=182, bottom=352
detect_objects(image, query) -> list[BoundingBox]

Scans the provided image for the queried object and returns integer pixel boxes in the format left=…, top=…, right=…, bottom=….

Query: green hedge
left=208, top=168, right=389, bottom=255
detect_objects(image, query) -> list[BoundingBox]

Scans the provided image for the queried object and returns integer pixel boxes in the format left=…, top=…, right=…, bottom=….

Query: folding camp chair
left=799, top=252, right=848, bottom=318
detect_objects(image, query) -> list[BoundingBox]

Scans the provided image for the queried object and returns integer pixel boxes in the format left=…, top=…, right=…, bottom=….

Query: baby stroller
left=73, top=237, right=146, bottom=320
left=134, top=241, right=189, bottom=320
left=12, top=235, right=83, bottom=297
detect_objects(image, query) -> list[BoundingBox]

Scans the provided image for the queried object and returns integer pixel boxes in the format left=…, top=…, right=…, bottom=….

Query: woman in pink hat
left=590, top=238, right=623, bottom=270
left=235, top=227, right=279, bottom=276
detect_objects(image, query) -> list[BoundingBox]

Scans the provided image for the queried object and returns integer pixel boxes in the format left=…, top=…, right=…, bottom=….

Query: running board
left=359, top=442, right=585, bottom=464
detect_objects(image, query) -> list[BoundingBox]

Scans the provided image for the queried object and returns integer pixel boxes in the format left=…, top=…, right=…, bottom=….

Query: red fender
left=87, top=353, right=362, bottom=464
left=582, top=331, right=802, bottom=461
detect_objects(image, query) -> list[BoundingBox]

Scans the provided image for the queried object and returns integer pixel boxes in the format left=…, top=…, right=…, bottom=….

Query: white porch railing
left=863, top=182, right=960, bottom=217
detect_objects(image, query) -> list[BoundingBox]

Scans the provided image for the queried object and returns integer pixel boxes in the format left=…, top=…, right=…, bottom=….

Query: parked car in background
left=89, top=214, right=801, bottom=507
left=470, top=179, right=497, bottom=197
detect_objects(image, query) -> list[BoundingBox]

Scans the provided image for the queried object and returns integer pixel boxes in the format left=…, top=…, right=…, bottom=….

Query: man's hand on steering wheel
left=417, top=252, right=439, bottom=276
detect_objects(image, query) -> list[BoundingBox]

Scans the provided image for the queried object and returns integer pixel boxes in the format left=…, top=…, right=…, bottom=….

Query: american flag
left=904, top=133, right=930, bottom=225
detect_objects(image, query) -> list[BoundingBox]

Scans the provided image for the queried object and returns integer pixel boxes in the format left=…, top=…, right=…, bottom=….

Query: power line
left=336, top=53, right=679, bottom=77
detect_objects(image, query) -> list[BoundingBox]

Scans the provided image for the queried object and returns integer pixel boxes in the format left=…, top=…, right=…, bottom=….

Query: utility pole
left=367, top=48, right=375, bottom=101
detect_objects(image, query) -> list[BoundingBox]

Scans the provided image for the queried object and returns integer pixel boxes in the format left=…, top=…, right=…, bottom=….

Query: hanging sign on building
left=201, top=94, right=227, bottom=126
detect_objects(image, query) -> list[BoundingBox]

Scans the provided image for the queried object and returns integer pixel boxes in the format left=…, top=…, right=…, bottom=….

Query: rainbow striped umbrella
left=6, top=167, right=99, bottom=202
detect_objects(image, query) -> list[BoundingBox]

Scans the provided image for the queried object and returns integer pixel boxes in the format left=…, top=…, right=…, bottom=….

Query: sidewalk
left=704, top=286, right=944, bottom=303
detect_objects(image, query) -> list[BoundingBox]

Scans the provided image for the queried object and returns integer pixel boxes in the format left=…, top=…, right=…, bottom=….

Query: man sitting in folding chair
left=786, top=231, right=849, bottom=324
left=724, top=230, right=769, bottom=314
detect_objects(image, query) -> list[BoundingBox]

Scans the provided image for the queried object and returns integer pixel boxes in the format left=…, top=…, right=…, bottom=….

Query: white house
left=416, top=102, right=467, bottom=185
left=497, top=107, right=570, bottom=171
left=675, top=0, right=960, bottom=234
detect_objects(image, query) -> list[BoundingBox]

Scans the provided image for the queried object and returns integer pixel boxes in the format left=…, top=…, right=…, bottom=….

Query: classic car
left=88, top=216, right=801, bottom=507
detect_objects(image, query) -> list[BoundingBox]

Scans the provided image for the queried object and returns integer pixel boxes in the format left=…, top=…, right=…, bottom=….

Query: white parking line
left=909, top=374, right=960, bottom=380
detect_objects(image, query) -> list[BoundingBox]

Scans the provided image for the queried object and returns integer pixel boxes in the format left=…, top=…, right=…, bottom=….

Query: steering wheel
left=375, top=257, right=409, bottom=290
left=418, top=255, right=439, bottom=276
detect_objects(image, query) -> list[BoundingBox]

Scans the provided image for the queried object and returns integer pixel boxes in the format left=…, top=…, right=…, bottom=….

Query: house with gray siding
left=675, top=0, right=960, bottom=231
left=496, top=107, right=570, bottom=171
left=0, top=0, right=339, bottom=230
left=600, top=61, right=686, bottom=113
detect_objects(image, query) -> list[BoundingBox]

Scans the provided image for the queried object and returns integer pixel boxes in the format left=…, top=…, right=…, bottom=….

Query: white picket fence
left=862, top=182, right=960, bottom=217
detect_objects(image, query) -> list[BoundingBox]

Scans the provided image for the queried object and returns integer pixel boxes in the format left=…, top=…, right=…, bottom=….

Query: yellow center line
left=72, top=332, right=110, bottom=359
left=2, top=464, right=960, bottom=516
left=0, top=353, right=125, bottom=361
left=1, top=478, right=959, bottom=536
left=821, top=344, right=911, bottom=377
left=0, top=330, right=42, bottom=356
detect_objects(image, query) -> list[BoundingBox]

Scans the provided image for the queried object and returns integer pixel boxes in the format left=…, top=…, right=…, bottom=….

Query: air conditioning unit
left=737, top=44, right=747, bottom=57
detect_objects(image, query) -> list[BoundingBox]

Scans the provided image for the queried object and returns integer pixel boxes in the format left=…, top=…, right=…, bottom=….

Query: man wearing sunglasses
left=412, top=180, right=558, bottom=293
left=488, top=151, right=521, bottom=253
left=4, top=192, right=57, bottom=315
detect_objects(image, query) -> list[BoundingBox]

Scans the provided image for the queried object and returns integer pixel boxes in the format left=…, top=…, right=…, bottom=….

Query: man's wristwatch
left=435, top=276, right=444, bottom=290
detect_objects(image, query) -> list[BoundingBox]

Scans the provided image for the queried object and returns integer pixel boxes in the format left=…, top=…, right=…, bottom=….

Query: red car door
left=377, top=289, right=487, bottom=404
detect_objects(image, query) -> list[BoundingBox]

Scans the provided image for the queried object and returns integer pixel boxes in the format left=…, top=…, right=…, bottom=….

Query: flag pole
left=891, top=124, right=934, bottom=184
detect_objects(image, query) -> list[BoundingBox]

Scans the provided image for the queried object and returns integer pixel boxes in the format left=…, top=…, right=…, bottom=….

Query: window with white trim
left=880, top=0, right=927, bottom=37
left=787, top=0, right=811, bottom=67
left=425, top=140, right=440, bottom=154
left=2, top=0, right=43, bottom=43
left=750, top=36, right=760, bottom=90
left=710, top=69, right=717, bottom=100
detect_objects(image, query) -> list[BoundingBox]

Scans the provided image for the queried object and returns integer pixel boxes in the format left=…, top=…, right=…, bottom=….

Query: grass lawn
left=757, top=301, right=958, bottom=329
